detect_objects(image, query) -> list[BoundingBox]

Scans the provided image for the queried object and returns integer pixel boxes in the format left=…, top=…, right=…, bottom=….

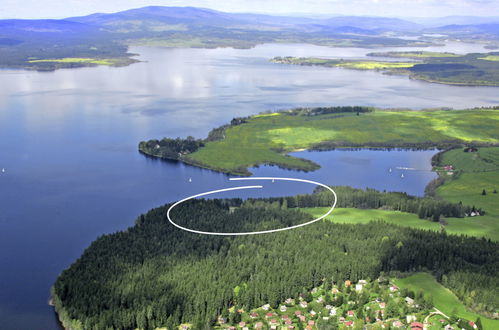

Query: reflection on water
left=0, top=42, right=493, bottom=329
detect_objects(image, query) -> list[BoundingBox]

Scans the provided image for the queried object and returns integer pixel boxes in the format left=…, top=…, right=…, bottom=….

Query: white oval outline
left=166, top=177, right=337, bottom=235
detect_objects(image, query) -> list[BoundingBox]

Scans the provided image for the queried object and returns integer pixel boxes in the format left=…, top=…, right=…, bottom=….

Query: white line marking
left=166, top=177, right=337, bottom=236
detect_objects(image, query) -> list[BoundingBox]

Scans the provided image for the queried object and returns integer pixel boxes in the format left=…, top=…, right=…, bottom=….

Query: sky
left=1, top=0, right=498, bottom=19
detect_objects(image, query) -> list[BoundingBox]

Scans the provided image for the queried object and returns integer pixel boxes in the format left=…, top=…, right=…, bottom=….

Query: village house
left=262, top=304, right=270, bottom=311
left=355, top=283, right=363, bottom=292
left=392, top=320, right=403, bottom=328
left=294, top=310, right=302, bottom=316
left=406, top=315, right=416, bottom=323
left=280, top=305, right=287, bottom=312
left=298, top=315, right=306, bottom=322
left=254, top=321, right=263, bottom=329
left=218, top=317, right=227, bottom=324
left=325, top=304, right=332, bottom=310
left=469, top=321, right=478, bottom=329
left=300, top=301, right=308, bottom=308
left=358, top=279, right=367, bottom=285
left=345, top=280, right=352, bottom=287
left=345, top=320, right=354, bottom=327
left=410, top=322, right=424, bottom=330
left=265, top=312, right=273, bottom=319
left=316, top=296, right=324, bottom=303
left=331, top=287, right=339, bottom=294
left=389, top=285, right=399, bottom=292
left=310, top=310, right=317, bottom=316
left=379, top=302, right=386, bottom=309
left=405, top=297, right=414, bottom=305
left=308, top=320, right=315, bottom=326
left=444, top=325, right=454, bottom=330
left=285, top=319, right=292, bottom=325
left=238, top=321, right=246, bottom=328
left=285, top=298, right=295, bottom=305
left=347, top=310, right=355, bottom=317
left=250, top=312, right=258, bottom=319
left=330, top=308, right=337, bottom=316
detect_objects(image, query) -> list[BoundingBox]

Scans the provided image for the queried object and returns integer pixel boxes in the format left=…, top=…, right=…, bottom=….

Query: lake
left=0, top=42, right=494, bottom=329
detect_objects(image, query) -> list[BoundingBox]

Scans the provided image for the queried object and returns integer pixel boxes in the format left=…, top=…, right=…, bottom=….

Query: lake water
left=0, top=42, right=495, bottom=329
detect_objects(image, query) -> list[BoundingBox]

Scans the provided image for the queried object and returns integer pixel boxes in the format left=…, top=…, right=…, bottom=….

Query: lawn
left=394, top=273, right=498, bottom=329
left=302, top=207, right=499, bottom=241
left=28, top=57, right=116, bottom=65
left=187, top=109, right=499, bottom=175
left=479, top=55, right=499, bottom=62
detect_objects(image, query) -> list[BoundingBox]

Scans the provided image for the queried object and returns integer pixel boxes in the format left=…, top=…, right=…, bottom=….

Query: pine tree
left=481, top=189, right=487, bottom=195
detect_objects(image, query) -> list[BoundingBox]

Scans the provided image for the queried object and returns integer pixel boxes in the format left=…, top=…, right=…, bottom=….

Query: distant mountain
left=429, top=23, right=499, bottom=38
left=410, top=16, right=499, bottom=27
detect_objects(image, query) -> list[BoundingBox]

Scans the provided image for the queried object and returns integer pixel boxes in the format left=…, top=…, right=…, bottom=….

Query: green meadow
left=395, top=273, right=498, bottom=329
left=436, top=147, right=499, bottom=240
left=303, top=207, right=499, bottom=241
left=186, top=109, right=499, bottom=175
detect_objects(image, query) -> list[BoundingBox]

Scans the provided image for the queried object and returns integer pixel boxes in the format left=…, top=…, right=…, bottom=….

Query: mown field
left=303, top=207, right=499, bottom=241
left=395, top=273, right=498, bottom=329
left=186, top=109, right=499, bottom=175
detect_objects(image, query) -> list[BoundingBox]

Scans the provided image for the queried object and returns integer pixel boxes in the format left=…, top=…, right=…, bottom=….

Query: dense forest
left=53, top=197, right=498, bottom=329
left=249, top=185, right=481, bottom=221
left=139, top=136, right=205, bottom=161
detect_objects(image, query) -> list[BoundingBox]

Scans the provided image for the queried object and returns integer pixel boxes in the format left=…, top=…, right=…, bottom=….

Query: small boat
left=188, top=177, right=192, bottom=183
left=272, top=179, right=275, bottom=183
left=1, top=168, right=5, bottom=173
left=389, top=168, right=392, bottom=173
left=401, top=173, right=404, bottom=178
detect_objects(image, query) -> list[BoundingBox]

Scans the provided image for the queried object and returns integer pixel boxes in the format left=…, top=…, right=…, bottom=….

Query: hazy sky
left=1, top=0, right=498, bottom=19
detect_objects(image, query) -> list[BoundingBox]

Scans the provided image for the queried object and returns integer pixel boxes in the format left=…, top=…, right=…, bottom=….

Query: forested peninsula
left=52, top=189, right=498, bottom=329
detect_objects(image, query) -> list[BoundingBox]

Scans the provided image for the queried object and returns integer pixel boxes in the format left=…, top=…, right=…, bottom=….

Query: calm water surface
left=0, top=42, right=495, bottom=329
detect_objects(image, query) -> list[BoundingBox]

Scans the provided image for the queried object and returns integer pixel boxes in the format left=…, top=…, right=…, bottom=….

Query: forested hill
left=53, top=197, right=498, bottom=329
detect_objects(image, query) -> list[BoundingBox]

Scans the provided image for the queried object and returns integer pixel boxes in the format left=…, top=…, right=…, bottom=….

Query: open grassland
left=28, top=57, right=116, bottom=65
left=337, top=61, right=415, bottom=69
left=439, top=147, right=499, bottom=172
left=436, top=147, right=499, bottom=240
left=368, top=51, right=460, bottom=58
left=479, top=55, right=499, bottom=61
left=395, top=273, right=498, bottom=329
left=303, top=207, right=499, bottom=241
left=186, top=109, right=499, bottom=175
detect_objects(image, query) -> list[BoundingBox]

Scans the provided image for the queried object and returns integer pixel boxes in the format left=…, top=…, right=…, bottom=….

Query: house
left=239, top=322, right=246, bottom=328
left=262, top=304, right=271, bottom=311
left=287, top=326, right=295, bottom=329
left=282, top=315, right=290, bottom=321
left=389, top=285, right=399, bottom=292
left=250, top=312, right=258, bottom=319
left=265, top=312, right=274, bottom=319
left=270, top=319, right=278, bottom=325
left=331, top=288, right=339, bottom=294
left=330, top=308, right=337, bottom=316
left=270, top=326, right=277, bottom=330
left=323, top=317, right=330, bottom=320
left=392, top=320, right=403, bottom=328
left=285, top=319, right=293, bottom=325
left=359, top=279, right=367, bottom=284
left=294, top=310, right=302, bottom=316
left=254, top=322, right=263, bottom=329
left=310, top=310, right=317, bottom=316
left=347, top=310, right=355, bottom=317
left=345, top=280, right=352, bottom=287
left=405, top=297, right=415, bottom=305
left=308, top=320, right=315, bottom=326
left=311, top=287, right=318, bottom=294
left=469, top=321, right=478, bottom=329
left=181, top=325, right=189, bottom=330
left=410, top=322, right=424, bottom=330
left=443, top=165, right=454, bottom=171
left=280, top=305, right=287, bottom=312
left=229, top=327, right=236, bottom=330
left=444, top=325, right=454, bottom=330
left=285, top=298, right=295, bottom=305
left=406, top=315, right=416, bottom=323
left=218, top=317, right=227, bottom=324
left=243, top=327, right=249, bottom=330
left=325, top=305, right=332, bottom=310
left=305, top=326, right=313, bottom=330
left=355, top=284, right=363, bottom=292
left=339, top=317, right=345, bottom=322
left=299, top=315, right=306, bottom=322
left=300, top=301, right=308, bottom=308
left=345, top=320, right=354, bottom=327
left=379, top=302, right=386, bottom=309
left=316, top=296, right=324, bottom=303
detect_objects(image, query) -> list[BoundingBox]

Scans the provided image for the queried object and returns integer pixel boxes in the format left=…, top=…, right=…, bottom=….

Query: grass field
left=394, top=273, right=498, bottom=329
left=337, top=61, right=415, bottom=69
left=303, top=207, right=499, bottom=241
left=28, top=57, right=116, bottom=65
left=186, top=109, right=499, bottom=175
left=479, top=55, right=499, bottom=61
left=368, top=51, right=460, bottom=58
left=435, top=147, right=499, bottom=241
